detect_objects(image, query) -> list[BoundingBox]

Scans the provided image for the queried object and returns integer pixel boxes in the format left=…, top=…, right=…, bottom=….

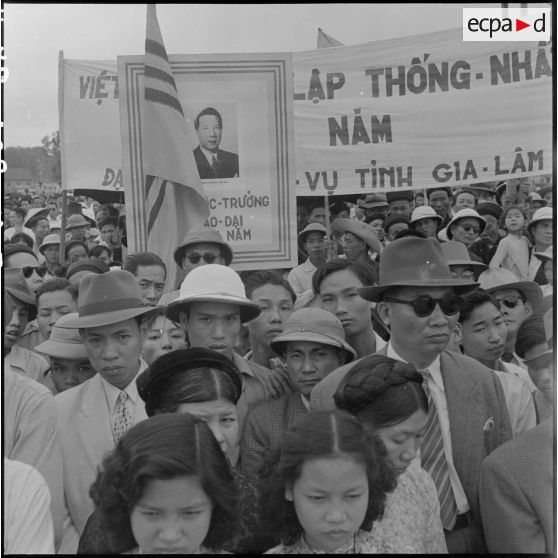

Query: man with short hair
left=98, top=216, right=123, bottom=263
left=311, top=237, right=512, bottom=553
left=479, top=268, right=542, bottom=369
left=55, top=271, right=153, bottom=545
left=240, top=308, right=355, bottom=477
left=29, top=215, right=51, bottom=261
left=306, top=203, right=327, bottom=227
left=456, top=288, right=536, bottom=437
left=244, top=270, right=296, bottom=369
left=383, top=213, right=410, bottom=243
left=288, top=223, right=327, bottom=297
left=453, top=190, right=476, bottom=212
left=469, top=202, right=503, bottom=265
left=313, top=259, right=385, bottom=359
left=4, top=207, right=35, bottom=242
left=123, top=251, right=167, bottom=307
left=427, top=187, right=453, bottom=231
left=165, top=264, right=291, bottom=428
left=193, top=106, right=239, bottom=179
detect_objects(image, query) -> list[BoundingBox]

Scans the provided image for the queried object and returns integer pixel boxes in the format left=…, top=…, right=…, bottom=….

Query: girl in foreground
left=90, top=413, right=238, bottom=554
left=334, top=354, right=447, bottom=553
left=260, top=409, right=396, bottom=553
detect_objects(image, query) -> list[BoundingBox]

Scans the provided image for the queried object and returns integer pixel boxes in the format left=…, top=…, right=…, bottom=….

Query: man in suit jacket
left=239, top=308, right=355, bottom=477
left=310, top=237, right=512, bottom=553
left=55, top=271, right=153, bottom=547
left=193, top=106, right=239, bottom=179
left=479, top=418, right=553, bottom=553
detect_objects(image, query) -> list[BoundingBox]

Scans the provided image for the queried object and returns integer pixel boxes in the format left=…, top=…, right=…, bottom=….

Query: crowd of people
left=3, top=178, right=554, bottom=554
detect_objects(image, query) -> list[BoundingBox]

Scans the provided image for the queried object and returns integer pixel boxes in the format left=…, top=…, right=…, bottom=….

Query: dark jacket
left=193, top=145, right=239, bottom=179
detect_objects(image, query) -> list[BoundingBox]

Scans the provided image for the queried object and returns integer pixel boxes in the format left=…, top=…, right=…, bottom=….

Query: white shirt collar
left=200, top=146, right=219, bottom=165
left=386, top=342, right=444, bottom=391
left=100, top=359, right=147, bottom=413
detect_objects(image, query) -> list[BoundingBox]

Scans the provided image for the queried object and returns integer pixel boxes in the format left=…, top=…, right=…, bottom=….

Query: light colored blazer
left=480, top=418, right=553, bottom=553
left=55, top=372, right=147, bottom=538
left=310, top=348, right=512, bottom=526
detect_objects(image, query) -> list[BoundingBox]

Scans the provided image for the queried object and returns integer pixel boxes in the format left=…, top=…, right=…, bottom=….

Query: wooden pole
left=59, top=190, right=67, bottom=263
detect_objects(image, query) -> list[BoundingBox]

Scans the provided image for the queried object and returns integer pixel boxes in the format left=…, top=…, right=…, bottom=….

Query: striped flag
left=143, top=4, right=209, bottom=290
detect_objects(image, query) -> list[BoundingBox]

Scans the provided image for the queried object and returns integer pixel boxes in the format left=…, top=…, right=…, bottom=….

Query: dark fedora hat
left=358, top=237, right=479, bottom=302
left=63, top=270, right=155, bottom=328
left=136, top=347, right=241, bottom=416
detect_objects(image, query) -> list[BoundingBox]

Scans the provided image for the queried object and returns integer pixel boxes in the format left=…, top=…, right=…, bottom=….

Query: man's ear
left=376, top=301, right=391, bottom=327
left=523, top=301, right=533, bottom=318
left=285, top=485, right=293, bottom=502
left=452, top=322, right=463, bottom=344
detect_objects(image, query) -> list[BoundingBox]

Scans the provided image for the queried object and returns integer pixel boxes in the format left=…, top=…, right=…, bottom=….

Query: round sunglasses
left=383, top=293, right=462, bottom=317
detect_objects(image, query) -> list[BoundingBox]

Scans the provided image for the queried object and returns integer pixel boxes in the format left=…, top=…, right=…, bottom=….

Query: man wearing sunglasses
left=311, top=237, right=512, bottom=554
left=158, top=227, right=234, bottom=306
left=4, top=244, right=45, bottom=294
left=479, top=268, right=543, bottom=370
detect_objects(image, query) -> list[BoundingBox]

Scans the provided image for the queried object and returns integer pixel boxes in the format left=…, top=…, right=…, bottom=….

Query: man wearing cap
left=66, top=258, right=110, bottom=286
left=427, top=187, right=453, bottom=231
left=65, top=214, right=91, bottom=243
left=35, top=313, right=96, bottom=394
left=469, top=202, right=503, bottom=265
left=410, top=206, right=443, bottom=239
left=4, top=268, right=50, bottom=385
left=441, top=241, right=488, bottom=281
left=386, top=190, right=413, bottom=216
left=287, top=223, right=327, bottom=297
left=123, top=252, right=167, bottom=307
left=359, top=192, right=388, bottom=218
left=311, top=237, right=512, bottom=553
left=467, top=182, right=498, bottom=204
left=527, top=207, right=553, bottom=285
left=239, top=308, right=355, bottom=477
left=158, top=226, right=234, bottom=305
left=39, top=233, right=62, bottom=279
left=383, top=213, right=410, bottom=243
left=445, top=209, right=487, bottom=262
left=478, top=268, right=542, bottom=370
left=538, top=185, right=552, bottom=207
left=54, top=271, right=154, bottom=543
left=166, top=264, right=291, bottom=428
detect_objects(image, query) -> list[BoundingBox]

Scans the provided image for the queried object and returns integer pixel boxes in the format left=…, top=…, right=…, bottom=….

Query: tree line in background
left=5, top=131, right=61, bottom=183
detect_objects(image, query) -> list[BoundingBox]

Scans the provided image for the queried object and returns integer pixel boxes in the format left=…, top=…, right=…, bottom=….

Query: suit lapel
left=79, top=375, right=115, bottom=469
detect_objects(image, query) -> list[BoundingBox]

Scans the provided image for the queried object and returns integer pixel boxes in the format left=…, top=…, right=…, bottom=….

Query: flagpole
left=58, top=50, right=66, bottom=263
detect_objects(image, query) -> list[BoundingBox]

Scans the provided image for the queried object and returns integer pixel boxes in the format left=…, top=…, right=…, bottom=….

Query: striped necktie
left=420, top=370, right=458, bottom=530
left=211, top=154, right=219, bottom=175
left=112, top=391, right=132, bottom=444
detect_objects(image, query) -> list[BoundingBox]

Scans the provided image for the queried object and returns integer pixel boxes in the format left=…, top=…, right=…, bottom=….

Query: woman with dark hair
left=78, top=348, right=273, bottom=554
left=333, top=354, right=447, bottom=553
left=139, top=308, right=187, bottom=366
left=260, top=409, right=396, bottom=553
left=90, top=413, right=238, bottom=554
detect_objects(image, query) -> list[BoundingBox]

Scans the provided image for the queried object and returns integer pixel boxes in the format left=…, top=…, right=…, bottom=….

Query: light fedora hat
left=166, top=264, right=261, bottom=324
left=358, top=237, right=479, bottom=302
left=35, top=313, right=89, bottom=360
left=173, top=227, right=233, bottom=267
left=63, top=270, right=155, bottom=328
left=446, top=208, right=486, bottom=239
left=410, top=205, right=443, bottom=227
left=331, top=218, right=382, bottom=254
left=477, top=268, right=543, bottom=312
left=441, top=241, right=488, bottom=273
left=359, top=192, right=388, bottom=209
left=65, top=213, right=91, bottom=230
left=270, top=308, right=356, bottom=361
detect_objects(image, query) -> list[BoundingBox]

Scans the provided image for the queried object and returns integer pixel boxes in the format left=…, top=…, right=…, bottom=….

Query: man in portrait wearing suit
left=54, top=271, right=154, bottom=548
left=193, top=106, right=239, bottom=179
left=239, top=308, right=355, bottom=478
left=310, top=237, right=513, bottom=553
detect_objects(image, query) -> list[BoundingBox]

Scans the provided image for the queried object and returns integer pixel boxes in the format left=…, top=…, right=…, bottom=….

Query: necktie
left=112, top=391, right=132, bottom=444
left=211, top=154, right=219, bottom=175
left=420, top=370, right=458, bottom=530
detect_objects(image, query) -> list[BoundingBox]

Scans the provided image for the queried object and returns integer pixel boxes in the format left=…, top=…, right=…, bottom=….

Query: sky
left=3, top=2, right=510, bottom=147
